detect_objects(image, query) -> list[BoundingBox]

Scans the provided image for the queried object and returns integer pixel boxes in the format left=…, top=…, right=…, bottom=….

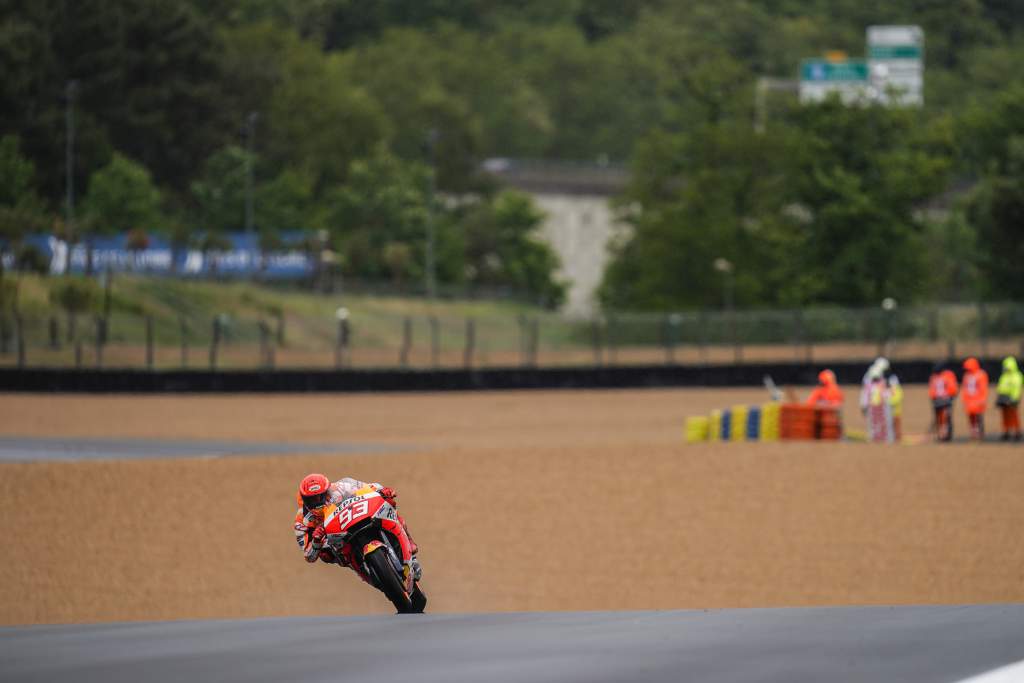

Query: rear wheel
left=365, top=549, right=412, bottom=613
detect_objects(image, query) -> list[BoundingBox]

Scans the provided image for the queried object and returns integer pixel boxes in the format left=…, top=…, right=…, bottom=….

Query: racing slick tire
left=365, top=549, right=413, bottom=614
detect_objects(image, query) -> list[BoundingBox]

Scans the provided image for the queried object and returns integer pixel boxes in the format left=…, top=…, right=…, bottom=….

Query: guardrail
left=2, top=358, right=995, bottom=393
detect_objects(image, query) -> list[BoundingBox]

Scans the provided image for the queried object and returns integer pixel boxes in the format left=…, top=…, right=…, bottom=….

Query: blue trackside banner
left=2, top=232, right=315, bottom=279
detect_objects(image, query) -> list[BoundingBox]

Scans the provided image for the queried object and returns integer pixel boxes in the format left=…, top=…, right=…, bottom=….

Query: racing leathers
left=293, top=477, right=418, bottom=569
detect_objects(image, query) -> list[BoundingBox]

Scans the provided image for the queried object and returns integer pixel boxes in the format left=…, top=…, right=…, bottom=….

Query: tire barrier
left=686, top=402, right=841, bottom=443
left=708, top=410, right=722, bottom=443
left=760, top=403, right=781, bottom=441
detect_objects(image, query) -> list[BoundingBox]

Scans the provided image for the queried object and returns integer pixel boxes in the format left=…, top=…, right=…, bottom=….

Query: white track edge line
left=955, top=659, right=1024, bottom=683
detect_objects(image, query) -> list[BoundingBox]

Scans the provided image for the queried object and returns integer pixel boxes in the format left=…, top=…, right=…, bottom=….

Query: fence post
left=792, top=310, right=802, bottom=362
left=0, top=314, right=9, bottom=354
left=67, top=312, right=76, bottom=344
left=94, top=317, right=105, bottom=369
left=463, top=318, right=476, bottom=369
left=698, top=312, right=709, bottom=366
left=399, top=316, right=412, bottom=367
left=430, top=316, right=440, bottom=368
left=518, top=314, right=528, bottom=367
left=275, top=311, right=285, bottom=347
left=663, top=315, right=676, bottom=365
left=145, top=316, right=154, bottom=370
left=209, top=316, right=221, bottom=370
left=258, top=320, right=270, bottom=369
left=607, top=315, right=617, bottom=365
left=978, top=302, right=989, bottom=358
left=49, top=316, right=60, bottom=350
left=731, top=310, right=742, bottom=364
left=591, top=319, right=604, bottom=367
left=15, top=313, right=24, bottom=368
left=532, top=318, right=540, bottom=367
left=179, top=317, right=189, bottom=368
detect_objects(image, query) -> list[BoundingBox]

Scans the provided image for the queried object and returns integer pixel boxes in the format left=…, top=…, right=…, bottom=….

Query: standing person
left=864, top=365, right=894, bottom=442
left=860, top=357, right=889, bottom=416
left=928, top=362, right=959, bottom=442
left=962, top=357, right=989, bottom=441
left=995, top=356, right=1023, bottom=441
left=884, top=365, right=904, bottom=442
left=806, top=369, right=844, bottom=407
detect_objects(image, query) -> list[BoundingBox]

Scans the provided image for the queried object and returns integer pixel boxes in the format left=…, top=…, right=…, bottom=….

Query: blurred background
left=1, top=0, right=1022, bottom=370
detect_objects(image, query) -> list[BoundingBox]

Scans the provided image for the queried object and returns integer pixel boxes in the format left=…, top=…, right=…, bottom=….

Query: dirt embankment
left=1, top=388, right=1021, bottom=625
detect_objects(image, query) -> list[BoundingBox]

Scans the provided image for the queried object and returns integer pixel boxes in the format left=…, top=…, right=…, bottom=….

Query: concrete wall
left=532, top=193, right=629, bottom=317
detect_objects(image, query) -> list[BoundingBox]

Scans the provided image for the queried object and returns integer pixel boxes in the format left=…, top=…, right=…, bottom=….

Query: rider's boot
left=398, top=514, right=421, bottom=580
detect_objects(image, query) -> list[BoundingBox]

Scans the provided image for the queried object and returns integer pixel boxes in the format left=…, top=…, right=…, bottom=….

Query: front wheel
left=409, top=582, right=427, bottom=613
left=365, top=549, right=412, bottom=613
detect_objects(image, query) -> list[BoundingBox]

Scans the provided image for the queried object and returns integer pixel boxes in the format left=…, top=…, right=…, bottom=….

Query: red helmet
left=298, top=473, right=331, bottom=510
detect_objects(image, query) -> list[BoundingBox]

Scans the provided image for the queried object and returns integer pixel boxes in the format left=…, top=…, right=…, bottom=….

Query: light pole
left=244, top=111, right=259, bottom=234
left=754, top=77, right=799, bottom=134
left=713, top=257, right=734, bottom=311
left=424, top=128, right=439, bottom=301
left=714, top=257, right=740, bottom=362
left=881, top=296, right=898, bottom=355
left=64, top=80, right=79, bottom=275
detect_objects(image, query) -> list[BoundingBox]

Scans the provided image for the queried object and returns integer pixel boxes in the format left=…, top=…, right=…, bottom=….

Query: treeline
left=1, top=0, right=1023, bottom=310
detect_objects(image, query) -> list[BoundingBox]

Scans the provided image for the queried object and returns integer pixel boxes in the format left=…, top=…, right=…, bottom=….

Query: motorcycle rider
left=294, top=473, right=420, bottom=578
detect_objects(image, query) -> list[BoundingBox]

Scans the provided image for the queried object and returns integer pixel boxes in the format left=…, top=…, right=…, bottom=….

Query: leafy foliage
left=6, top=0, right=1024, bottom=306
left=81, top=153, right=162, bottom=235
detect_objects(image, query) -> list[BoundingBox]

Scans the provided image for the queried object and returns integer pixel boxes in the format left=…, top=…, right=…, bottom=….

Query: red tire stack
left=780, top=404, right=843, bottom=440
left=780, top=404, right=817, bottom=440
left=815, top=407, right=842, bottom=440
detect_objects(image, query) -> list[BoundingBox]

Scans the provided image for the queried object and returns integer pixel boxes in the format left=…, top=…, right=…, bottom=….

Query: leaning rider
left=294, top=473, right=420, bottom=577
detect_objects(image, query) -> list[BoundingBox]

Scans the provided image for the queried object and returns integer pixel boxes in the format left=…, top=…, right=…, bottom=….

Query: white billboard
left=867, top=25, right=924, bottom=106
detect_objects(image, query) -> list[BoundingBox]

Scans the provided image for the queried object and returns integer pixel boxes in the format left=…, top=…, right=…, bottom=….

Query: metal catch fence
left=1, top=303, right=1023, bottom=371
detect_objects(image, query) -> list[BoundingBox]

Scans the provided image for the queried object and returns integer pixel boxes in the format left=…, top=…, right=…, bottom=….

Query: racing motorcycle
left=320, top=486, right=427, bottom=614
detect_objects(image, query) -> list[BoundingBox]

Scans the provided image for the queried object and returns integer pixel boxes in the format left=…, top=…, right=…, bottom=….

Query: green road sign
left=868, top=45, right=922, bottom=59
left=800, top=60, right=869, bottom=82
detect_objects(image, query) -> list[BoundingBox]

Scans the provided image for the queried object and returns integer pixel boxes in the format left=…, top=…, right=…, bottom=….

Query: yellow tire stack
left=730, top=405, right=748, bottom=442
left=760, top=402, right=781, bottom=441
left=684, top=416, right=710, bottom=443
left=708, top=409, right=722, bottom=442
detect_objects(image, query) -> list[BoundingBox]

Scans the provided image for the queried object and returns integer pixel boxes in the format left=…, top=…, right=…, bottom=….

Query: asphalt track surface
left=3, top=606, right=1024, bottom=683
left=0, top=436, right=406, bottom=462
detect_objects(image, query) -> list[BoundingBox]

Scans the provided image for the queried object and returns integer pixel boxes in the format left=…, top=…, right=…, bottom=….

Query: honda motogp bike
left=320, top=486, right=427, bottom=614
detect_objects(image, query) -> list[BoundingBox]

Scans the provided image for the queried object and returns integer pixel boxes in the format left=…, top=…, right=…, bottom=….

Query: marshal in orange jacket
left=962, top=358, right=989, bottom=416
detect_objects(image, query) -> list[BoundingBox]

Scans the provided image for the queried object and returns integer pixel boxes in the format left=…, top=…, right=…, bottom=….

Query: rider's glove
left=305, top=527, right=326, bottom=563
left=304, top=542, right=319, bottom=563
left=379, top=487, right=397, bottom=504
